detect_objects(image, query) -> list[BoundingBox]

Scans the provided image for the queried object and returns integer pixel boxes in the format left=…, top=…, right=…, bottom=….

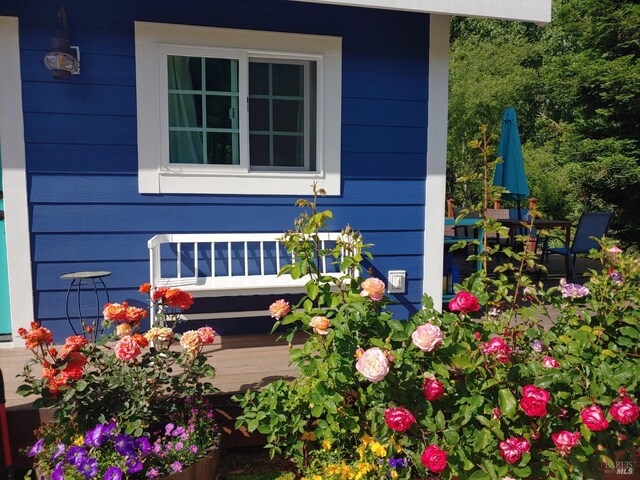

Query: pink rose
left=355, top=347, right=390, bottom=382
left=551, top=430, right=580, bottom=456
left=423, top=378, right=445, bottom=401
left=411, top=323, right=444, bottom=352
left=581, top=405, right=609, bottom=431
left=499, top=437, right=530, bottom=464
left=384, top=407, right=416, bottom=433
left=114, top=336, right=141, bottom=362
left=268, top=299, right=290, bottom=320
left=610, top=396, right=640, bottom=425
left=421, top=445, right=447, bottom=473
left=197, top=326, right=216, bottom=345
left=541, top=356, right=560, bottom=369
left=520, top=385, right=550, bottom=417
left=448, top=291, right=480, bottom=314
left=360, top=278, right=386, bottom=301
left=481, top=337, right=513, bottom=363
left=309, top=316, right=331, bottom=335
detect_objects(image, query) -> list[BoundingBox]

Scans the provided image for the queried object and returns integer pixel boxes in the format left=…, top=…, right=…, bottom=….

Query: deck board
left=0, top=333, right=303, bottom=410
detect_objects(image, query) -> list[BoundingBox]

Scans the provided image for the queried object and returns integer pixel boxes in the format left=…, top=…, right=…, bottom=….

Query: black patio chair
left=541, top=212, right=612, bottom=282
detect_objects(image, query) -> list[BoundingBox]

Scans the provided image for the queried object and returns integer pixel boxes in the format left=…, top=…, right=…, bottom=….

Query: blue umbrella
left=493, top=107, right=529, bottom=218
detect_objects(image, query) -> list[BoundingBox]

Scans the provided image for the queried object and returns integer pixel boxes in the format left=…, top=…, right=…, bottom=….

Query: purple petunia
left=172, top=426, right=186, bottom=437
left=126, top=457, right=144, bottom=475
left=51, top=461, right=65, bottom=480
left=388, top=457, right=409, bottom=469
left=28, top=439, right=45, bottom=457
left=151, top=442, right=162, bottom=455
left=114, top=434, right=135, bottom=457
left=104, top=466, right=123, bottom=480
left=609, top=269, right=624, bottom=284
left=84, top=424, right=111, bottom=448
left=51, top=443, right=66, bottom=461
left=559, top=278, right=589, bottom=298
left=171, top=461, right=183, bottom=473
left=66, top=446, right=88, bottom=466
left=77, top=457, right=99, bottom=479
left=135, top=437, right=152, bottom=457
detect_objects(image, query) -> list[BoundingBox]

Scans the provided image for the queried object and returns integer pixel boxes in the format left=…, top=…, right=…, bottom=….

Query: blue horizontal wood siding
left=0, top=0, right=430, bottom=336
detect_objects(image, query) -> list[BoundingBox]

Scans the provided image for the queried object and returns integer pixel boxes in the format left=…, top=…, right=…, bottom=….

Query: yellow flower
left=73, top=436, right=84, bottom=446
left=322, top=439, right=332, bottom=451
left=369, top=441, right=387, bottom=457
left=360, top=433, right=373, bottom=445
left=302, top=431, right=317, bottom=441
left=341, top=465, right=355, bottom=480
left=312, top=476, right=323, bottom=480
left=390, top=471, right=398, bottom=479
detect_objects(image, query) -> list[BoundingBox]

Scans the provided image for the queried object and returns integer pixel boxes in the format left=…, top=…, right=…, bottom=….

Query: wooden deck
left=1, top=333, right=302, bottom=410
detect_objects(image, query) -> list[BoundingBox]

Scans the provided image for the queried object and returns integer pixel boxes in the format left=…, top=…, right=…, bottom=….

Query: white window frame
left=135, top=22, right=342, bottom=195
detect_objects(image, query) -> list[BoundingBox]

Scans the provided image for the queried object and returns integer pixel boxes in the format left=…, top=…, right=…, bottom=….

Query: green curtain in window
left=168, top=56, right=203, bottom=164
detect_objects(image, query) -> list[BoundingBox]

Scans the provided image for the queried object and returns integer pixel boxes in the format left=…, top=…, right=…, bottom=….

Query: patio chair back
left=571, top=212, right=613, bottom=254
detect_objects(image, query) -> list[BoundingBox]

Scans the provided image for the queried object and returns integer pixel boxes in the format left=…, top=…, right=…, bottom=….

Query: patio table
left=500, top=218, right=572, bottom=275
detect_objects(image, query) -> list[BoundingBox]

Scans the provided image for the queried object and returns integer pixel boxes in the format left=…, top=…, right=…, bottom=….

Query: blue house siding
left=1, top=0, right=429, bottom=338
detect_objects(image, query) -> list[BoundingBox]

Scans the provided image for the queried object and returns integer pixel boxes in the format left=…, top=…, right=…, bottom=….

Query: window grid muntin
left=167, top=56, right=240, bottom=165
left=248, top=59, right=310, bottom=170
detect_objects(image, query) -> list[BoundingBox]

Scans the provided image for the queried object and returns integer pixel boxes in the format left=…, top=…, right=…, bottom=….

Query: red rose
left=610, top=396, right=639, bottom=425
left=384, top=407, right=416, bottom=433
left=17, top=327, right=27, bottom=338
left=25, top=326, right=54, bottom=349
left=164, top=288, right=194, bottom=310
left=448, top=291, right=480, bottom=314
left=551, top=430, right=580, bottom=456
left=421, top=445, right=447, bottom=473
left=131, top=334, right=149, bottom=348
left=581, top=405, right=609, bottom=431
left=520, top=385, right=550, bottom=417
left=481, top=336, right=513, bottom=363
left=423, top=378, right=445, bottom=401
left=499, top=437, right=530, bottom=464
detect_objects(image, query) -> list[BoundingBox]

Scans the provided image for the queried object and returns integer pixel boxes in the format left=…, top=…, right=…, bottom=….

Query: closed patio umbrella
left=493, top=107, right=529, bottom=219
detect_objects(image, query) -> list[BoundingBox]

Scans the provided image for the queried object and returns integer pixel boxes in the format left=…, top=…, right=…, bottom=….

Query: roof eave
left=292, top=0, right=552, bottom=25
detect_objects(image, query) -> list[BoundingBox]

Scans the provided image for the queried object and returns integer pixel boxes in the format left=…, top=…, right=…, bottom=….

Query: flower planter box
left=163, top=447, right=221, bottom=480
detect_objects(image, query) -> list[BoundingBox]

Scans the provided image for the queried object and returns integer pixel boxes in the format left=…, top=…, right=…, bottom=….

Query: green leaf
left=468, top=470, right=490, bottom=480
left=16, top=385, right=32, bottom=396
left=306, top=282, right=319, bottom=301
left=498, top=388, right=517, bottom=419
left=580, top=422, right=592, bottom=442
left=473, top=428, right=492, bottom=451
left=75, top=380, right=87, bottom=392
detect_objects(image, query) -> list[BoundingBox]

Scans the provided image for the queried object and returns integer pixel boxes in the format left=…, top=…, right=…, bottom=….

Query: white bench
left=148, top=232, right=354, bottom=326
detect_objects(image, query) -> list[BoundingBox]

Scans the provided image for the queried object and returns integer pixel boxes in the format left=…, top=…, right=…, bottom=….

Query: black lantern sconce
left=43, top=6, right=80, bottom=79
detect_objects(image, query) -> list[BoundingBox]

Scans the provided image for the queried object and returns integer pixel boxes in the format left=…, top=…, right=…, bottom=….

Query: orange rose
left=131, top=334, right=149, bottom=348
left=139, top=283, right=152, bottom=294
left=360, top=278, right=386, bottom=302
left=17, top=327, right=27, bottom=338
left=103, top=303, right=125, bottom=321
left=61, top=352, right=87, bottom=381
left=164, top=289, right=194, bottom=310
left=180, top=330, right=201, bottom=357
left=124, top=305, right=148, bottom=324
left=309, top=316, right=331, bottom=335
left=152, top=287, right=169, bottom=302
left=60, top=335, right=88, bottom=358
left=25, top=326, right=54, bottom=349
left=116, top=323, right=133, bottom=338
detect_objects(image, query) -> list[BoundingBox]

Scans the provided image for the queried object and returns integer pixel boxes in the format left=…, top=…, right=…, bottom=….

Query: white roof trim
left=293, top=0, right=551, bottom=24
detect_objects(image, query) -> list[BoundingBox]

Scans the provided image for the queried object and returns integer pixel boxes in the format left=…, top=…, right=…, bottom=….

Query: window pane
left=169, top=93, right=202, bottom=127
left=205, top=58, right=237, bottom=92
left=206, top=95, right=236, bottom=129
left=249, top=134, right=270, bottom=166
left=207, top=132, right=239, bottom=165
left=169, top=131, right=203, bottom=164
left=272, top=63, right=303, bottom=96
left=249, top=62, right=269, bottom=95
left=273, top=135, right=304, bottom=167
left=273, top=99, right=303, bottom=133
left=249, top=98, right=269, bottom=131
left=168, top=56, right=202, bottom=91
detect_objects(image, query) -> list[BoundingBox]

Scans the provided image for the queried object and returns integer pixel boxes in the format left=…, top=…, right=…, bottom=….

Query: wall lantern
left=43, top=6, right=80, bottom=79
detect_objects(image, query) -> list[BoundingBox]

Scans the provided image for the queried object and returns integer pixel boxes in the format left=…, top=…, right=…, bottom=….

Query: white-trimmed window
left=135, top=22, right=342, bottom=195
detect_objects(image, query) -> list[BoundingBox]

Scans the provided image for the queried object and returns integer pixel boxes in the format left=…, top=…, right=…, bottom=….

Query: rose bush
left=236, top=184, right=639, bottom=479
left=18, top=285, right=220, bottom=479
